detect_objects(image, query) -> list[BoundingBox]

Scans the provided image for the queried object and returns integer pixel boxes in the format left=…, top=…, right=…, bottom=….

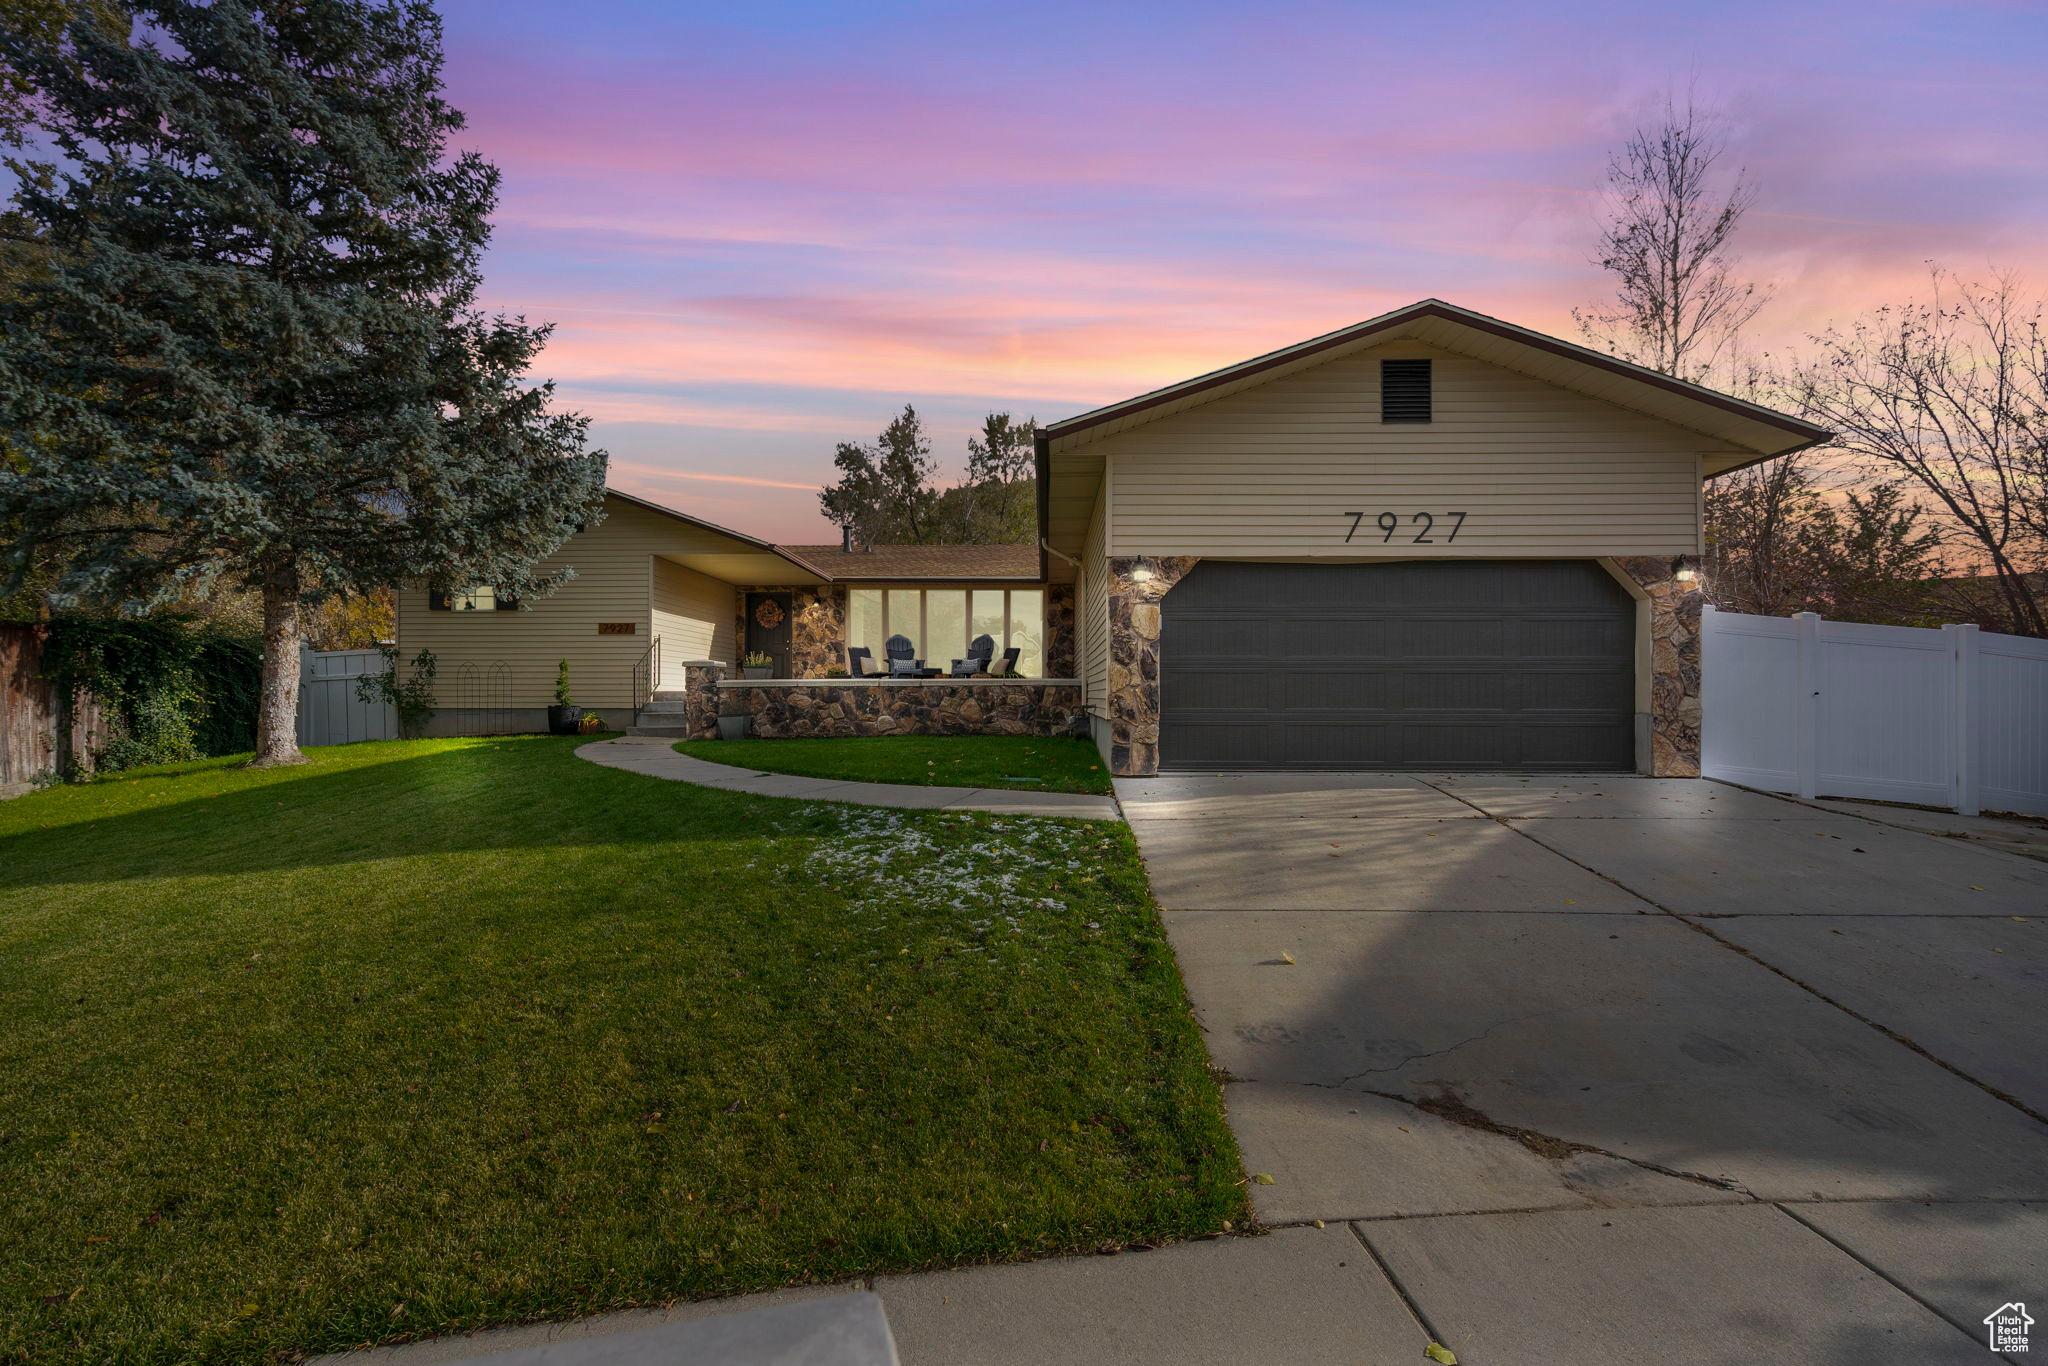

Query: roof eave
left=1043, top=299, right=1832, bottom=458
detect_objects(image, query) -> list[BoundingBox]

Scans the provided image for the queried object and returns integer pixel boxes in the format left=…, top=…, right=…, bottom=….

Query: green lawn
left=674, top=735, right=1113, bottom=795
left=0, top=737, right=1241, bottom=1364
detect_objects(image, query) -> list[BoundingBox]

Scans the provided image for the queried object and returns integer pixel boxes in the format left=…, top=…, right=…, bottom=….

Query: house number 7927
left=1343, top=511, right=1468, bottom=544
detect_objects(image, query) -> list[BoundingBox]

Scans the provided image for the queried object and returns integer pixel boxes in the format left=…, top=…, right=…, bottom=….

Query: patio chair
left=992, top=645, right=1021, bottom=677
left=846, top=646, right=884, bottom=678
left=950, top=633, right=996, bottom=677
left=884, top=634, right=927, bottom=677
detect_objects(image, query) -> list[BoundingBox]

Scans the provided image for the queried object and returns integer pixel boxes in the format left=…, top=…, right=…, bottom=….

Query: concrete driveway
left=1120, top=772, right=2048, bottom=1365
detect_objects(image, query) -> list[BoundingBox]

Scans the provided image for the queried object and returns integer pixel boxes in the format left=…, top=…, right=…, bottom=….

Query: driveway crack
left=1299, top=1079, right=1758, bottom=1198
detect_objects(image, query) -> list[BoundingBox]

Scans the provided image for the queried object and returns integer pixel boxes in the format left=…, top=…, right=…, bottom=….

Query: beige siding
left=1103, top=342, right=1707, bottom=559
left=652, top=559, right=737, bottom=685
left=1079, top=482, right=1109, bottom=717
left=395, top=497, right=742, bottom=709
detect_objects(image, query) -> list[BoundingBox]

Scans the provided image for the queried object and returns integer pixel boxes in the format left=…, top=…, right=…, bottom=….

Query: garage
left=1157, top=560, right=1637, bottom=772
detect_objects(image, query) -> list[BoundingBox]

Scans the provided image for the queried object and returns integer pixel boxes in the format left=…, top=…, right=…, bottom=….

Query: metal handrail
left=630, top=636, right=661, bottom=721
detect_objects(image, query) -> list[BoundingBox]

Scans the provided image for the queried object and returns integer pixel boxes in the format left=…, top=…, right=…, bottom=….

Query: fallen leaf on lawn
left=1425, top=1344, right=1459, bottom=1364
left=722, top=1100, right=744, bottom=1114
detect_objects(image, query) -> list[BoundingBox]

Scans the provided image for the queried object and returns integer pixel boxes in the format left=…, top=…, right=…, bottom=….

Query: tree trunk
left=249, top=567, right=307, bottom=767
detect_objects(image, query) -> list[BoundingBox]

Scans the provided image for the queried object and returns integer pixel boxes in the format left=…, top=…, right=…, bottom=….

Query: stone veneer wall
left=1045, top=584, right=1077, bottom=679
left=1614, top=556, right=1703, bottom=777
left=1105, top=556, right=1200, bottom=776
left=734, top=586, right=846, bottom=677
left=681, top=661, right=726, bottom=740
left=722, top=681, right=1082, bottom=739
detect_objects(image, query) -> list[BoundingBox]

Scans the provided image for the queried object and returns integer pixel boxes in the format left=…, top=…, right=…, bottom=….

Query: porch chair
left=846, top=646, right=884, bottom=678
left=950, top=633, right=996, bottom=677
left=992, top=645, right=1021, bottom=677
left=884, top=634, right=928, bottom=677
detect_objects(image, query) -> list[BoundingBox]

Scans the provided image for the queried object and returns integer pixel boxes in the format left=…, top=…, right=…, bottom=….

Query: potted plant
left=741, top=650, right=774, bottom=680
left=717, top=696, right=751, bottom=741
left=577, top=710, right=604, bottom=735
left=548, top=659, right=581, bottom=734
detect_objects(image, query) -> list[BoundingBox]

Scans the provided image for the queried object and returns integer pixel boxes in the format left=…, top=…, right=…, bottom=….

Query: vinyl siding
left=1102, top=342, right=1707, bottom=559
left=652, top=559, right=737, bottom=686
left=395, top=497, right=740, bottom=709
left=1079, top=482, right=1109, bottom=717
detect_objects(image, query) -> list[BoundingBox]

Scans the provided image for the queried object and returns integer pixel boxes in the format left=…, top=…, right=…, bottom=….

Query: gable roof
left=777, top=543, right=1040, bottom=581
left=1042, top=298, right=1830, bottom=467
left=606, top=488, right=832, bottom=579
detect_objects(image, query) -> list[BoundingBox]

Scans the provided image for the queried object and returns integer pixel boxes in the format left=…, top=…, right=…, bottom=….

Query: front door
left=745, top=592, right=793, bottom=675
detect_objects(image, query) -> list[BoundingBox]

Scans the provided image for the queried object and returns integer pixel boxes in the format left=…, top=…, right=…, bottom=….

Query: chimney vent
left=841, top=525, right=855, bottom=553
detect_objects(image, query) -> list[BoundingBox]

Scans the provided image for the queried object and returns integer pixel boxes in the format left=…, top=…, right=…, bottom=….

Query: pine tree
left=0, top=0, right=606, bottom=764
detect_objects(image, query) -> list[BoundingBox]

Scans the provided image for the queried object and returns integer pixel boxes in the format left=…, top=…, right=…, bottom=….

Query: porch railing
left=630, top=635, right=661, bottom=721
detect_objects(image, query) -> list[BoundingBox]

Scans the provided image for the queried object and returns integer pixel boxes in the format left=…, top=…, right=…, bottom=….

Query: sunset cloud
left=439, top=0, right=2048, bottom=541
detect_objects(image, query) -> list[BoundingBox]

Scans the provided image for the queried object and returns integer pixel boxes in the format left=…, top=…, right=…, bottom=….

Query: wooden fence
left=0, top=623, right=108, bottom=798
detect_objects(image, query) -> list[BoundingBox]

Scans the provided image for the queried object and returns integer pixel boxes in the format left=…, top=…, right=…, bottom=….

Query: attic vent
left=1380, top=358, right=1432, bottom=423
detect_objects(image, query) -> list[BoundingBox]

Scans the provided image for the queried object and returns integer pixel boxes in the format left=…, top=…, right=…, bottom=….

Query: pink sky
left=437, top=0, right=2048, bottom=542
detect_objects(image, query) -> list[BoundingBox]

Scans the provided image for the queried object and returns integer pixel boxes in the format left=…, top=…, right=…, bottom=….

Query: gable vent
left=1380, top=358, right=1432, bottom=423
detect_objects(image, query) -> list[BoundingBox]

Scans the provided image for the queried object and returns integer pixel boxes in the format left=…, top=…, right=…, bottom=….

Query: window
left=1380, top=357, right=1432, bottom=423
left=847, top=586, right=1045, bottom=675
left=428, top=587, right=518, bottom=611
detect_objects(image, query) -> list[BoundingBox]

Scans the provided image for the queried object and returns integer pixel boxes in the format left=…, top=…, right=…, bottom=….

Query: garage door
left=1158, top=560, right=1636, bottom=771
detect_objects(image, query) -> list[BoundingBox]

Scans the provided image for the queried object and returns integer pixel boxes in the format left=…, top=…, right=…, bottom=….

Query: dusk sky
left=436, top=0, right=2048, bottom=542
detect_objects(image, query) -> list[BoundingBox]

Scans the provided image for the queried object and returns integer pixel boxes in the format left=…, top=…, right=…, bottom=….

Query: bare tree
left=1575, top=96, right=1768, bottom=384
left=1787, top=272, right=2048, bottom=637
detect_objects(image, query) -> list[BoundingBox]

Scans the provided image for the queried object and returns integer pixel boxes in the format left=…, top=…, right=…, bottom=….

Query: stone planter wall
left=716, top=680, right=1083, bottom=739
left=681, top=661, right=727, bottom=740
left=1614, top=556, right=1703, bottom=777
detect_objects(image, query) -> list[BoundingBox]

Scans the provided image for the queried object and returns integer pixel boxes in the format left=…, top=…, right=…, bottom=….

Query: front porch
left=631, top=668, right=1085, bottom=740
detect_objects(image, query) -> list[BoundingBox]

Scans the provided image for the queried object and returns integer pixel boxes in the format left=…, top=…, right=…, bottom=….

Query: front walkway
left=576, top=736, right=1120, bottom=819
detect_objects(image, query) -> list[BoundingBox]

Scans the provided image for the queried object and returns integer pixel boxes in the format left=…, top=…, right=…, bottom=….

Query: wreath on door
left=753, top=598, right=786, bottom=630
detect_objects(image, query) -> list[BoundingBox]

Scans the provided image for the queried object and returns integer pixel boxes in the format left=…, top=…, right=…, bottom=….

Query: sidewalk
left=576, top=736, right=1122, bottom=820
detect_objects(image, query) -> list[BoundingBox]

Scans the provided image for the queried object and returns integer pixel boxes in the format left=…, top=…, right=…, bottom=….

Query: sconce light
left=1130, top=565, right=1155, bottom=583
left=1674, top=557, right=1697, bottom=583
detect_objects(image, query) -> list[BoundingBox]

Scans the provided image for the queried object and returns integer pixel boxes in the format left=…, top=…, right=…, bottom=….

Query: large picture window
left=848, top=586, right=1044, bottom=675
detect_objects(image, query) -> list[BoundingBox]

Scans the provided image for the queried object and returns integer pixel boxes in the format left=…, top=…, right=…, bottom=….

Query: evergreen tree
left=0, top=0, right=605, bottom=765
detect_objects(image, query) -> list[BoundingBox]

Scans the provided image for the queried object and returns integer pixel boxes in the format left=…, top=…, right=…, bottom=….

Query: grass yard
left=0, top=737, right=1241, bottom=1364
left=674, top=734, right=1113, bottom=794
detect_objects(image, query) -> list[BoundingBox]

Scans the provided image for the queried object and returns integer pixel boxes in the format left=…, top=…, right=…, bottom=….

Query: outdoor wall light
left=1674, top=557, right=1698, bottom=583
left=1130, top=565, right=1155, bottom=583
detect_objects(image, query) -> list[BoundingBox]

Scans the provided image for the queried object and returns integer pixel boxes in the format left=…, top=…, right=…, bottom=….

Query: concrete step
left=628, top=725, right=692, bottom=738
left=649, top=690, right=689, bottom=702
left=638, top=702, right=689, bottom=714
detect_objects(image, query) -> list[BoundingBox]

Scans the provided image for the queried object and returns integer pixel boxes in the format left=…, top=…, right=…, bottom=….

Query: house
left=396, top=299, right=1827, bottom=776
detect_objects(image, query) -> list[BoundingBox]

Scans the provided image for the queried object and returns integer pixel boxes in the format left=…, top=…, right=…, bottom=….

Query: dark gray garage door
left=1159, top=560, right=1636, bottom=771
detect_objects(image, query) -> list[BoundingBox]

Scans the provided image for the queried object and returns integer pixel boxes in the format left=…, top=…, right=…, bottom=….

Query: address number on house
left=1343, top=511, right=1468, bottom=544
left=596, top=622, right=638, bottom=635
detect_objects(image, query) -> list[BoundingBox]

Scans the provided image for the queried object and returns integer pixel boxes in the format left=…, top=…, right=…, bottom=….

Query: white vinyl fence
left=297, top=646, right=397, bottom=747
left=1701, top=606, right=2048, bottom=817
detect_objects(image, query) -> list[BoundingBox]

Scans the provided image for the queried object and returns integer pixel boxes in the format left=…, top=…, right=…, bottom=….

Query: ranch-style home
left=395, top=298, right=1828, bottom=777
